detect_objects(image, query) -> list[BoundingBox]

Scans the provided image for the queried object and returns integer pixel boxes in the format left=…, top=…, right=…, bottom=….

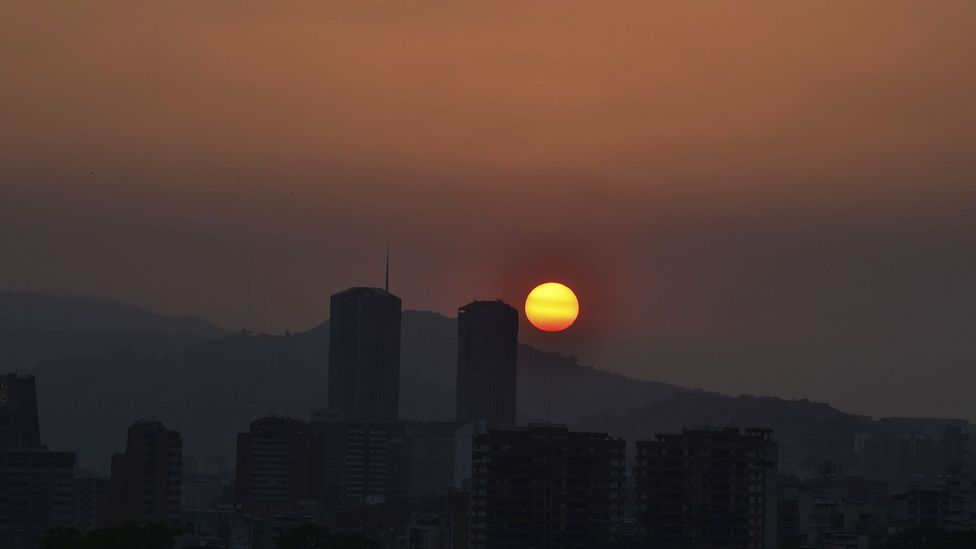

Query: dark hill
left=10, top=292, right=884, bottom=475
left=0, top=291, right=228, bottom=371
left=0, top=290, right=227, bottom=336
left=575, top=391, right=871, bottom=467
left=31, top=310, right=689, bottom=471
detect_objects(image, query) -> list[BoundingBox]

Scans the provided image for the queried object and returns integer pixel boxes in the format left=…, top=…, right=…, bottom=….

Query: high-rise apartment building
left=469, top=424, right=626, bottom=549
left=634, top=428, right=778, bottom=549
left=110, top=420, right=183, bottom=525
left=328, top=287, right=401, bottom=422
left=456, top=300, right=519, bottom=429
left=236, top=416, right=313, bottom=516
left=0, top=449, right=76, bottom=549
left=0, top=373, right=41, bottom=450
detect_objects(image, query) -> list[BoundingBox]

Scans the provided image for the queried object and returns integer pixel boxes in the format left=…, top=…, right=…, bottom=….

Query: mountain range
left=0, top=290, right=942, bottom=473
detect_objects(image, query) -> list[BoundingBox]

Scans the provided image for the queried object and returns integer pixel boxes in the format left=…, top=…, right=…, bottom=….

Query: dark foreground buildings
left=0, top=448, right=76, bottom=549
left=456, top=300, right=519, bottom=429
left=0, top=374, right=79, bottom=549
left=23, top=286, right=976, bottom=549
left=236, top=412, right=459, bottom=518
left=110, top=420, right=183, bottom=525
left=0, top=373, right=41, bottom=451
left=328, top=287, right=402, bottom=422
left=311, top=415, right=403, bottom=508
left=469, top=424, right=626, bottom=549
left=634, top=428, right=779, bottom=549
left=236, top=416, right=313, bottom=516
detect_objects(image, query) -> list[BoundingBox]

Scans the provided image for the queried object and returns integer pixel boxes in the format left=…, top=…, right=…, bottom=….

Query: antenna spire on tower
left=385, top=244, right=390, bottom=292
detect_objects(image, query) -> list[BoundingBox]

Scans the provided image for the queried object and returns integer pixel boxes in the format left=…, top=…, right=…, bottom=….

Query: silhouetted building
left=181, top=473, right=224, bottom=512
left=453, top=419, right=488, bottom=489
left=174, top=507, right=279, bottom=549
left=456, top=300, right=519, bottom=429
left=110, top=420, right=182, bottom=525
left=0, top=449, right=76, bottom=549
left=634, top=428, right=778, bottom=549
left=308, top=410, right=456, bottom=515
left=776, top=475, right=801, bottom=549
left=860, top=433, right=938, bottom=493
left=74, top=476, right=112, bottom=531
left=403, top=421, right=456, bottom=504
left=200, top=455, right=229, bottom=481
left=310, top=411, right=404, bottom=507
left=328, top=287, right=402, bottom=422
left=447, top=489, right=471, bottom=549
left=0, top=373, right=41, bottom=451
left=893, top=474, right=976, bottom=531
left=941, top=426, right=970, bottom=475
left=406, top=512, right=448, bottom=549
left=236, top=416, right=314, bottom=516
left=777, top=469, right=890, bottom=548
left=469, top=424, right=625, bottom=548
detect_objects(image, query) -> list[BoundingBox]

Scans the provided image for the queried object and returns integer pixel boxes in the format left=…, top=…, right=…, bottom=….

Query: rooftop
left=332, top=286, right=399, bottom=300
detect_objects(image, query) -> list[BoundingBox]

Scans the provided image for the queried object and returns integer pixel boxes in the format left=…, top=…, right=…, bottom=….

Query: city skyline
left=2, top=2, right=975, bottom=547
left=3, top=286, right=976, bottom=548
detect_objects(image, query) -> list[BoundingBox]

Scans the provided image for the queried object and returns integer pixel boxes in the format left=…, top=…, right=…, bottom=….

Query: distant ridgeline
left=0, top=290, right=227, bottom=336
left=3, top=291, right=971, bottom=480
left=0, top=290, right=228, bottom=373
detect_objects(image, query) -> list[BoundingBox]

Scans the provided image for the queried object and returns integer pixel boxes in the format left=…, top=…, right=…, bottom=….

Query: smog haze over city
left=2, top=3, right=976, bottom=549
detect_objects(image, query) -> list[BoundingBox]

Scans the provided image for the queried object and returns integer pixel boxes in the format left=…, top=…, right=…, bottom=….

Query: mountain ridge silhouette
left=0, top=291, right=914, bottom=474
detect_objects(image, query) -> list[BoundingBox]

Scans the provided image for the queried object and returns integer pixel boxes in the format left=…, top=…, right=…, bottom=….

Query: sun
left=525, top=282, right=579, bottom=332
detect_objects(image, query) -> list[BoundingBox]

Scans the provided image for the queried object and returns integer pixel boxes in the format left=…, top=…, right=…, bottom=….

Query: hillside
left=31, top=310, right=689, bottom=471
left=575, top=391, right=871, bottom=467
left=0, top=290, right=227, bottom=336
left=4, top=292, right=903, bottom=475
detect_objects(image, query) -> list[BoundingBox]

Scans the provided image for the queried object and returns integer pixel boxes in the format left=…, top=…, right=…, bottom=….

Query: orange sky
left=2, top=2, right=976, bottom=411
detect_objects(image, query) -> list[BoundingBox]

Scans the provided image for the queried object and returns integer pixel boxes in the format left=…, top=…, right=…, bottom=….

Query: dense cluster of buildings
left=776, top=420, right=976, bottom=548
left=3, top=286, right=976, bottom=548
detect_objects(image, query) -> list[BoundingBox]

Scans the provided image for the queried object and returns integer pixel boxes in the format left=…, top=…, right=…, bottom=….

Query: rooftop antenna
left=384, top=243, right=390, bottom=292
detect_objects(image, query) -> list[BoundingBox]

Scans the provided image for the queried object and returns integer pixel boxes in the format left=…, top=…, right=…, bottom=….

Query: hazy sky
left=3, top=2, right=976, bottom=415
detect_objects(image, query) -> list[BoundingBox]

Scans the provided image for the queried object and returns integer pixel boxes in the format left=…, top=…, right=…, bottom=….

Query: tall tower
left=0, top=373, right=74, bottom=549
left=0, top=373, right=41, bottom=450
left=110, top=420, right=183, bottom=525
left=328, top=287, right=402, bottom=422
left=456, top=300, right=519, bottom=429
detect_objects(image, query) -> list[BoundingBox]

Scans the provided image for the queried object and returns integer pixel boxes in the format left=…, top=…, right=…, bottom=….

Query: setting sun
left=525, top=282, right=579, bottom=332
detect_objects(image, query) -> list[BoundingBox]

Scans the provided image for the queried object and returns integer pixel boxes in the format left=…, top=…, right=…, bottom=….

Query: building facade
left=236, top=416, right=313, bottom=516
left=74, top=476, right=112, bottom=531
left=110, top=420, right=183, bottom=525
left=309, top=412, right=403, bottom=508
left=0, top=449, right=76, bottom=549
left=469, top=424, right=626, bottom=549
left=456, top=300, right=519, bottom=429
left=403, top=421, right=456, bottom=504
left=634, top=428, right=778, bottom=549
left=0, top=373, right=41, bottom=451
left=328, top=287, right=402, bottom=422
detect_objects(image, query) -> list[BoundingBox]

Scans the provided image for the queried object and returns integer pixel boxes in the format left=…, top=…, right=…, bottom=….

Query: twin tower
left=327, top=287, right=519, bottom=429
